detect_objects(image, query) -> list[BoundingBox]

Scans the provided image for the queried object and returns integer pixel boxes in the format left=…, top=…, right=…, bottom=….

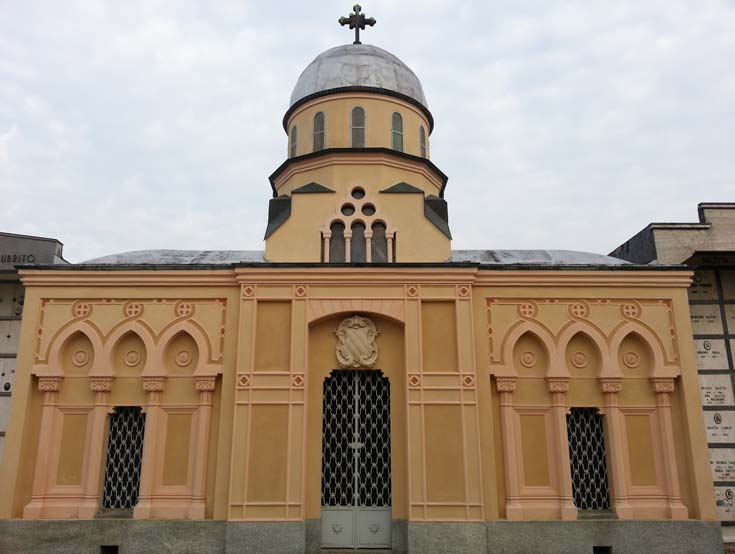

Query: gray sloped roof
left=79, top=249, right=629, bottom=267
left=451, top=250, right=630, bottom=266
left=290, top=44, right=428, bottom=108
left=81, top=250, right=265, bottom=265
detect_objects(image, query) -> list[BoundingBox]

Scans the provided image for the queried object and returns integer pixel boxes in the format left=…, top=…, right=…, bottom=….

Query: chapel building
left=0, top=9, right=724, bottom=554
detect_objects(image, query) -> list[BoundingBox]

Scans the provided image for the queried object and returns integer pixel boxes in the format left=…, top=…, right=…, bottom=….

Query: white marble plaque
left=0, top=357, right=15, bottom=393
left=690, top=305, right=724, bottom=335
left=0, top=320, right=20, bottom=355
left=0, top=395, right=10, bottom=432
left=700, top=374, right=735, bottom=406
left=695, top=339, right=729, bottom=370
left=722, top=271, right=735, bottom=300
left=690, top=270, right=719, bottom=300
left=710, top=449, right=735, bottom=482
left=706, top=411, right=735, bottom=443
left=726, top=305, right=735, bottom=333
left=715, top=486, right=735, bottom=520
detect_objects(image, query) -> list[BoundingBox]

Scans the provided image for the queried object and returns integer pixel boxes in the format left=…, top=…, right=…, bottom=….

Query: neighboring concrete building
left=0, top=232, right=66, bottom=460
left=0, top=11, right=724, bottom=554
left=612, top=203, right=735, bottom=538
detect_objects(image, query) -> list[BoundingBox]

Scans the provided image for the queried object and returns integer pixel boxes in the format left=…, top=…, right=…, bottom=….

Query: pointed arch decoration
left=609, top=322, right=678, bottom=378
left=36, top=321, right=105, bottom=376
left=151, top=319, right=220, bottom=375
left=100, top=321, right=157, bottom=376
left=496, top=321, right=556, bottom=378
left=555, top=322, right=615, bottom=378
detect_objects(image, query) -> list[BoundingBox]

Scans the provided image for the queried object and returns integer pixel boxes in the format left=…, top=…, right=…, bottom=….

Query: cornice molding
left=18, top=267, right=693, bottom=289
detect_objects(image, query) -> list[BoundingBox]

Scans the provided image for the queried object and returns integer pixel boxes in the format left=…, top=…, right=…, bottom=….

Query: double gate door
left=321, top=370, right=392, bottom=549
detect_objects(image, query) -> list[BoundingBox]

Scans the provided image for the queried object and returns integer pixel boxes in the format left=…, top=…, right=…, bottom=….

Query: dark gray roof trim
left=380, top=182, right=424, bottom=194
left=264, top=196, right=292, bottom=239
left=269, top=148, right=448, bottom=198
left=292, top=182, right=335, bottom=194
left=424, top=195, right=451, bottom=239
left=81, top=250, right=266, bottom=265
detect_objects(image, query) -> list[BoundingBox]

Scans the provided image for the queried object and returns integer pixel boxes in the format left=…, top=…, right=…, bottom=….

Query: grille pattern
left=321, top=371, right=391, bottom=508
left=322, top=372, right=355, bottom=506
left=357, top=371, right=391, bottom=506
left=102, top=407, right=146, bottom=509
left=567, top=408, right=611, bottom=510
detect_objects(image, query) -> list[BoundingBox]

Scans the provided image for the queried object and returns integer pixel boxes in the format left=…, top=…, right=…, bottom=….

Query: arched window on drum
left=351, top=107, right=365, bottom=148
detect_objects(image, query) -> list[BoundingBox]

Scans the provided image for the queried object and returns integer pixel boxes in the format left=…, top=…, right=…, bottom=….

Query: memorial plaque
left=690, top=270, right=719, bottom=300
left=695, top=339, right=729, bottom=370
left=0, top=395, right=10, bottom=431
left=722, top=270, right=735, bottom=300
left=705, top=410, right=735, bottom=443
left=726, top=304, right=735, bottom=333
left=0, top=357, right=15, bottom=393
left=0, top=320, right=21, bottom=355
left=690, top=305, right=724, bottom=335
left=700, top=374, right=735, bottom=406
left=710, top=449, right=735, bottom=482
left=715, top=486, right=735, bottom=520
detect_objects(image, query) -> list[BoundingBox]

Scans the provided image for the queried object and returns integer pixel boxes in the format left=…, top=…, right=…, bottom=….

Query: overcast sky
left=1, top=1, right=733, bottom=263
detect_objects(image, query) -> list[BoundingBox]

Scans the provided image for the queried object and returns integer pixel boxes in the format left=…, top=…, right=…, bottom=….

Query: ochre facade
left=0, top=268, right=717, bottom=525
left=0, top=31, right=723, bottom=554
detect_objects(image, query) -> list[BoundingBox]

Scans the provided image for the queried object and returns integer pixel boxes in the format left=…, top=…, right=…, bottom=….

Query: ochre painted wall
left=285, top=94, right=431, bottom=158
left=0, top=268, right=718, bottom=527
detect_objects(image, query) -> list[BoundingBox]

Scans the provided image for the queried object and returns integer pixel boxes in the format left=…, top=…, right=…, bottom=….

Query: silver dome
left=289, top=44, right=428, bottom=108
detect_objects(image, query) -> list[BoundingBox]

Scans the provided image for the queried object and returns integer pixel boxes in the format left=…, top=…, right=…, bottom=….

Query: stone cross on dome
left=339, top=4, right=376, bottom=45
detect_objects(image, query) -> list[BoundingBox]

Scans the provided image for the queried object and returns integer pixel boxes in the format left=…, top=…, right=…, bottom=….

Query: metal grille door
left=321, top=371, right=391, bottom=549
left=102, top=407, right=146, bottom=510
left=567, top=408, right=611, bottom=511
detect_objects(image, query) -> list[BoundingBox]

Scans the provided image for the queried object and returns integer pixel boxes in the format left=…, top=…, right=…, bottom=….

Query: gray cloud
left=0, top=0, right=733, bottom=262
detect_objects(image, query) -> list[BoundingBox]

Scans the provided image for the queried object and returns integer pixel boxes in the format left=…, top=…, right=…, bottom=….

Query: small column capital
left=90, top=377, right=114, bottom=392
left=652, top=378, right=675, bottom=394
left=143, top=377, right=165, bottom=392
left=600, top=378, right=623, bottom=394
left=547, top=378, right=570, bottom=394
left=195, top=376, right=216, bottom=392
left=495, top=377, right=517, bottom=393
left=38, top=377, right=62, bottom=392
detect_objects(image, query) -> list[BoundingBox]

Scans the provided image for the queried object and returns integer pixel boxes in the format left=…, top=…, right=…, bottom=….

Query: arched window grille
left=289, top=125, right=298, bottom=158
left=351, top=107, right=365, bottom=148
left=322, top=190, right=396, bottom=263
left=313, top=112, right=325, bottom=151
left=419, top=126, right=427, bottom=158
left=371, top=222, right=388, bottom=263
left=329, top=222, right=346, bottom=263
left=350, top=222, right=366, bottom=263
left=391, top=112, right=403, bottom=152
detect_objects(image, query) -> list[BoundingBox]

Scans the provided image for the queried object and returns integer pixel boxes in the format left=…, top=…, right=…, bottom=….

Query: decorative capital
left=195, top=376, right=216, bottom=392
left=547, top=378, right=570, bottom=393
left=90, top=377, right=113, bottom=392
left=143, top=378, right=165, bottom=392
left=495, top=377, right=517, bottom=393
left=600, top=379, right=623, bottom=393
left=38, top=377, right=61, bottom=392
left=652, top=378, right=675, bottom=394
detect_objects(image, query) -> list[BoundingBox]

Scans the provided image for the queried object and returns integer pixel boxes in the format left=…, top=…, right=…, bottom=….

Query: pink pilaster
left=23, top=377, right=62, bottom=519
left=133, top=377, right=165, bottom=519
left=78, top=377, right=114, bottom=518
left=600, top=378, right=633, bottom=519
left=652, top=378, right=689, bottom=520
left=496, top=377, right=523, bottom=520
left=548, top=378, right=577, bottom=520
left=188, top=376, right=215, bottom=519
